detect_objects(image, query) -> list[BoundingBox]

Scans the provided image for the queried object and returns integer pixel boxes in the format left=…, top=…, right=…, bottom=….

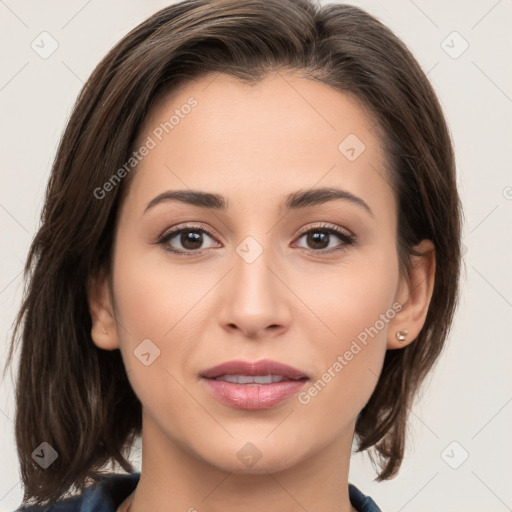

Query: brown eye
left=158, top=225, right=220, bottom=255
left=305, top=231, right=330, bottom=250
left=175, top=229, right=204, bottom=250
left=295, top=225, right=355, bottom=253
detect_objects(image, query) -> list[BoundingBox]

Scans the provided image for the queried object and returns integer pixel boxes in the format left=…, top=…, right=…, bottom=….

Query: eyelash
left=156, top=222, right=356, bottom=256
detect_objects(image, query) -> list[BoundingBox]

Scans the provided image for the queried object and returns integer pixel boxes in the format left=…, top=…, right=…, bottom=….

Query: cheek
left=294, top=251, right=399, bottom=346
left=110, top=249, right=207, bottom=423
left=110, top=247, right=219, bottom=398
left=111, top=246, right=212, bottom=340
left=292, top=254, right=398, bottom=413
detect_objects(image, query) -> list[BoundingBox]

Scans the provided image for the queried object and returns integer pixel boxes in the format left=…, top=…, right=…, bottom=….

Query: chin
left=195, top=435, right=309, bottom=475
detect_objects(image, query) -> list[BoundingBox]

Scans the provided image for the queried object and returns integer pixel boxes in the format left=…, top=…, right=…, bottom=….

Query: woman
left=5, top=0, right=462, bottom=511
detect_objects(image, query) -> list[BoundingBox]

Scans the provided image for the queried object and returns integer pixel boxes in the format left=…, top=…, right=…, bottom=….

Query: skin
left=89, top=70, right=435, bottom=512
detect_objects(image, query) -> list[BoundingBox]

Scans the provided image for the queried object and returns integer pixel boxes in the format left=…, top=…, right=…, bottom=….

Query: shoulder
left=349, top=483, right=383, bottom=512
left=14, top=472, right=140, bottom=512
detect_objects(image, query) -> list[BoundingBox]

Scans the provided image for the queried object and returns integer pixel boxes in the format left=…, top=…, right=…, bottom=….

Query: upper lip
left=200, top=359, right=310, bottom=380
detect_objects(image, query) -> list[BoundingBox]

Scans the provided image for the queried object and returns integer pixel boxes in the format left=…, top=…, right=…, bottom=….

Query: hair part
left=3, top=0, right=462, bottom=506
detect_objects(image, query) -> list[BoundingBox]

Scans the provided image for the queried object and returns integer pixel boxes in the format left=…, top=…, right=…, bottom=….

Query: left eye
left=294, top=226, right=355, bottom=252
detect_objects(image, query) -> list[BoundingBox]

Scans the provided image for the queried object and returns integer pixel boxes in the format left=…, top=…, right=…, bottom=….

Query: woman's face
left=95, top=71, right=412, bottom=474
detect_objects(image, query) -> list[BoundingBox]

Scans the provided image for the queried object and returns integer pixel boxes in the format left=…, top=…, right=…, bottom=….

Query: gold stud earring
left=396, top=329, right=409, bottom=342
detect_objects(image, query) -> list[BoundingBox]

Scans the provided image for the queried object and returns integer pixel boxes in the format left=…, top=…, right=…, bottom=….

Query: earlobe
left=387, top=239, right=436, bottom=350
left=87, top=270, right=120, bottom=350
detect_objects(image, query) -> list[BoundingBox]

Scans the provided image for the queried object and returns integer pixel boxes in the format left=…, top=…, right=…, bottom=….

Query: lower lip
left=201, top=378, right=308, bottom=409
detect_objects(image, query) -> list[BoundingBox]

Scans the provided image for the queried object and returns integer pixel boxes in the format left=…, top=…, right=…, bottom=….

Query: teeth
left=214, top=374, right=286, bottom=384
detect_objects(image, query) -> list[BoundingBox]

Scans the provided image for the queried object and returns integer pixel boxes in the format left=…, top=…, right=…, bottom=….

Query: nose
left=218, top=240, right=293, bottom=339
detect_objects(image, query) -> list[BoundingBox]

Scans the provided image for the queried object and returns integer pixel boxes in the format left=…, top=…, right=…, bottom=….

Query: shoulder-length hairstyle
left=4, top=0, right=462, bottom=506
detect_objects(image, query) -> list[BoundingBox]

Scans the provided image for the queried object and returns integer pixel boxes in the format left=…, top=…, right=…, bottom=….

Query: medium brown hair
left=4, top=0, right=462, bottom=506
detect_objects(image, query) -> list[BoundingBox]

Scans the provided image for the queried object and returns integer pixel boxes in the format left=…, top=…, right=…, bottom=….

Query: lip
left=200, top=359, right=310, bottom=380
left=200, top=359, right=310, bottom=410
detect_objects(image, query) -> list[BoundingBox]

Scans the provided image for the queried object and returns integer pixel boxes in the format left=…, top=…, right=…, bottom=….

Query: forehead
left=124, top=71, right=392, bottom=215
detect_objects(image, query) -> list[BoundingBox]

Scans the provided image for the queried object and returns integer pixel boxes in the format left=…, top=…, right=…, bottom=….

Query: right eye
left=157, top=224, right=221, bottom=255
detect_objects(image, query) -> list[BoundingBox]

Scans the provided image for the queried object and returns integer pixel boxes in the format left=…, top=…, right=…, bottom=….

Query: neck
left=128, top=412, right=358, bottom=512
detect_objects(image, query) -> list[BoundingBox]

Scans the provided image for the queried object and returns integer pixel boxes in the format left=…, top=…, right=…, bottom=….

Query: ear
left=87, top=269, right=120, bottom=350
left=387, top=239, right=436, bottom=349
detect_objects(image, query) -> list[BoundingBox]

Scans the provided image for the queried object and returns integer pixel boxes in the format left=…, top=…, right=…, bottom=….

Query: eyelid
left=159, top=222, right=218, bottom=240
left=295, top=222, right=353, bottom=239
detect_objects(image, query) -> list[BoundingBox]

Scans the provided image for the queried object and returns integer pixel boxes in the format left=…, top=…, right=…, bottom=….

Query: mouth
left=210, top=374, right=299, bottom=384
left=200, top=359, right=310, bottom=410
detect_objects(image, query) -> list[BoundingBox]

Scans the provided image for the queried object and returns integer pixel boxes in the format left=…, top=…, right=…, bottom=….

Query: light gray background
left=1, top=1, right=511, bottom=510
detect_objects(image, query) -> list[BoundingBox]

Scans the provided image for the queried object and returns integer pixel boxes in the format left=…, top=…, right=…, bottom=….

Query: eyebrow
left=143, top=187, right=373, bottom=217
